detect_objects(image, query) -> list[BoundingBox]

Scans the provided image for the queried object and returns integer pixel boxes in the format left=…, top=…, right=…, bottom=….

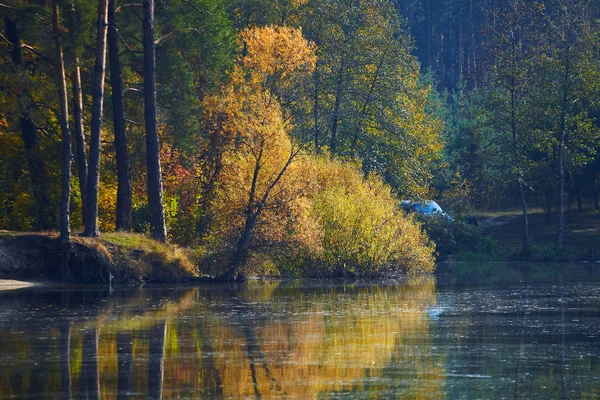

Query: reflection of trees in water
left=148, top=322, right=166, bottom=400
left=116, top=331, right=132, bottom=400
left=229, top=294, right=282, bottom=398
left=60, top=322, right=71, bottom=400
left=27, top=333, right=47, bottom=398
left=0, top=281, right=439, bottom=398
left=198, top=318, right=223, bottom=395
left=80, top=328, right=99, bottom=400
left=10, top=279, right=600, bottom=398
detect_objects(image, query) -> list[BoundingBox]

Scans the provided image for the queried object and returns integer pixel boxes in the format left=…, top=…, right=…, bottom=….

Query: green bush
left=417, top=215, right=496, bottom=259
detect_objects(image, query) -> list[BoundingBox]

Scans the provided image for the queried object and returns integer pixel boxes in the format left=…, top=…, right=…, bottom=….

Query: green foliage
left=156, top=0, right=236, bottom=156
left=417, top=215, right=496, bottom=259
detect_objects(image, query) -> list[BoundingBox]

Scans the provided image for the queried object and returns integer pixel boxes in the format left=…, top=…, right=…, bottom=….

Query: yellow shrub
left=305, top=156, right=436, bottom=276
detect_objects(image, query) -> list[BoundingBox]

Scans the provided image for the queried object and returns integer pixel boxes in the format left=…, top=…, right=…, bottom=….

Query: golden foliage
left=305, top=156, right=436, bottom=275
left=240, top=25, right=316, bottom=86
left=200, top=25, right=435, bottom=276
left=201, top=26, right=320, bottom=270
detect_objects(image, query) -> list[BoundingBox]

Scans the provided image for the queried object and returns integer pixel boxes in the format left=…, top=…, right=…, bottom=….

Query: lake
left=0, top=263, right=599, bottom=398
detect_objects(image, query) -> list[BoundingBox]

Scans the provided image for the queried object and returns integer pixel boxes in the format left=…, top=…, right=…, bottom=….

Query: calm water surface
left=0, top=263, right=599, bottom=399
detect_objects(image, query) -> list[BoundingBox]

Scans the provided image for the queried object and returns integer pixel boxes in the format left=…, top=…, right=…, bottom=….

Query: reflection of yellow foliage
left=0, top=282, right=445, bottom=399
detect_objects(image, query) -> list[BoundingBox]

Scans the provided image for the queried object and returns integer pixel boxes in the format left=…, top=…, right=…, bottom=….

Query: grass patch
left=478, top=208, right=600, bottom=261
left=98, top=232, right=198, bottom=282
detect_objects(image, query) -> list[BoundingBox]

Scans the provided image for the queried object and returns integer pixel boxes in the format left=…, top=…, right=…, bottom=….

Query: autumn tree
left=545, top=0, right=600, bottom=248
left=227, top=0, right=444, bottom=197
left=2, top=9, right=55, bottom=230
left=202, top=26, right=316, bottom=279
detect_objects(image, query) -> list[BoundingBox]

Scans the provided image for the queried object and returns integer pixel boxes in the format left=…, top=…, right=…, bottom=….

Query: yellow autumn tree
left=201, top=26, right=318, bottom=279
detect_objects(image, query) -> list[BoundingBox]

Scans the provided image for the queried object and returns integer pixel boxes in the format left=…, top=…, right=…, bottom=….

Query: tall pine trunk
left=60, top=323, right=71, bottom=399
left=71, top=2, right=88, bottom=230
left=5, top=18, right=55, bottom=230
left=108, top=0, right=132, bottom=231
left=84, top=0, right=109, bottom=237
left=143, top=0, right=167, bottom=242
left=72, top=62, right=87, bottom=228
left=80, top=329, right=100, bottom=400
left=52, top=0, right=72, bottom=247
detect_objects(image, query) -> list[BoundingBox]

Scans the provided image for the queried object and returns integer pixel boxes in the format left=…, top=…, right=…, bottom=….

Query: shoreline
left=0, top=279, right=47, bottom=291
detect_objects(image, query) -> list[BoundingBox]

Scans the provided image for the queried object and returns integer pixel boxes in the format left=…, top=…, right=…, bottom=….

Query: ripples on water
left=0, top=263, right=599, bottom=399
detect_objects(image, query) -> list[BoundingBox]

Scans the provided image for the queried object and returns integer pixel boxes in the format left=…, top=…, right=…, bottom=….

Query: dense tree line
left=433, top=0, right=600, bottom=253
left=1, top=0, right=598, bottom=276
left=0, top=0, right=439, bottom=278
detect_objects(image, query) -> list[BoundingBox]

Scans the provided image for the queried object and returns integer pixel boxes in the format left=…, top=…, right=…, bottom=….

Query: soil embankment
left=0, top=231, right=198, bottom=284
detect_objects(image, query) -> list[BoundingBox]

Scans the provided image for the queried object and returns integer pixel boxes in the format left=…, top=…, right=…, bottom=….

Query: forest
left=0, top=0, right=599, bottom=279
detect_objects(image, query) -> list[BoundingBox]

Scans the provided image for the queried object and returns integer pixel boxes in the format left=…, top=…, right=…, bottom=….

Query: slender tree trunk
left=518, top=182, right=529, bottom=255
left=70, top=1, right=87, bottom=229
left=313, top=61, right=319, bottom=151
left=545, top=189, right=553, bottom=222
left=330, top=60, right=344, bottom=156
left=5, top=18, right=55, bottom=230
left=351, top=37, right=392, bottom=152
left=557, top=49, right=570, bottom=249
left=594, top=190, right=599, bottom=210
left=469, top=0, right=476, bottom=82
left=52, top=0, right=72, bottom=249
left=148, top=322, right=166, bottom=400
left=426, top=0, right=432, bottom=67
left=511, top=84, right=529, bottom=256
left=143, top=0, right=167, bottom=242
left=108, top=0, right=132, bottom=231
left=72, top=63, right=87, bottom=228
left=226, top=149, right=296, bottom=279
left=84, top=0, right=109, bottom=237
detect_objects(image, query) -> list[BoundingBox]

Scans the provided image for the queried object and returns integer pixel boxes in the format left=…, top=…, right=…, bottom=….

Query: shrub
left=417, top=215, right=495, bottom=259
left=301, top=157, right=436, bottom=277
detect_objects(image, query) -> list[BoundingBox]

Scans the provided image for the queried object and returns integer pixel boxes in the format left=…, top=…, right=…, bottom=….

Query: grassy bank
left=472, top=208, right=600, bottom=261
left=0, top=231, right=198, bottom=284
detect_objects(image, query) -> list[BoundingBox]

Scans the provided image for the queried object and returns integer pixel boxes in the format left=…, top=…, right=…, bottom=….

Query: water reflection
left=0, top=264, right=599, bottom=398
